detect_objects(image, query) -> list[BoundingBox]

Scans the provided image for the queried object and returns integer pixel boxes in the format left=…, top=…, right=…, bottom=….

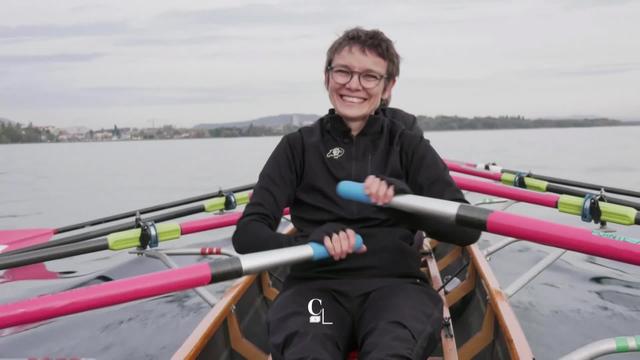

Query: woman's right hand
left=364, top=175, right=395, bottom=205
left=323, top=228, right=367, bottom=261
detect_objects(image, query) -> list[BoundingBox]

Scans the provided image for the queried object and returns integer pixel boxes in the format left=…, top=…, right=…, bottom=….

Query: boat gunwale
left=466, top=244, right=534, bottom=359
left=172, top=274, right=259, bottom=360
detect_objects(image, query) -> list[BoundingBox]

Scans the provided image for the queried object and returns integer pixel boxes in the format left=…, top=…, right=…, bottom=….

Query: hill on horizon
left=194, top=113, right=319, bottom=130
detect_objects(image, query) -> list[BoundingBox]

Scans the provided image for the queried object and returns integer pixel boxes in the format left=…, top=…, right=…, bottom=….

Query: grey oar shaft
left=559, top=335, right=640, bottom=360
left=240, top=245, right=315, bottom=273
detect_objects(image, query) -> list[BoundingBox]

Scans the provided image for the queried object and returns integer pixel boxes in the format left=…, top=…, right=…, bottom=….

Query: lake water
left=1, top=126, right=639, bottom=358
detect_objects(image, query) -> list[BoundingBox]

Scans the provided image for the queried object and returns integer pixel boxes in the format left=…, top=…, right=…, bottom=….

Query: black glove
left=307, top=222, right=349, bottom=244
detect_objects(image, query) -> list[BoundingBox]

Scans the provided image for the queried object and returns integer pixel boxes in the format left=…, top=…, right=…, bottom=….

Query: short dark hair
left=325, top=27, right=400, bottom=83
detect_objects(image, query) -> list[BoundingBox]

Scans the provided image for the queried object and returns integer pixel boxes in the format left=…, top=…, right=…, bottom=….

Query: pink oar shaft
left=0, top=262, right=212, bottom=329
left=487, top=212, right=640, bottom=265
left=180, top=212, right=242, bottom=235
left=452, top=175, right=559, bottom=208
left=179, top=207, right=290, bottom=235
left=445, top=160, right=502, bottom=181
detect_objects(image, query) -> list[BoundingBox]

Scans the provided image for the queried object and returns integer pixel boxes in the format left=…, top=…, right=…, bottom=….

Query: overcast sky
left=1, top=0, right=639, bottom=129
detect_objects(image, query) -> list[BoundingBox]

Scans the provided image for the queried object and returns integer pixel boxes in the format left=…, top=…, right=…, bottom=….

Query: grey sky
left=1, top=0, right=638, bottom=129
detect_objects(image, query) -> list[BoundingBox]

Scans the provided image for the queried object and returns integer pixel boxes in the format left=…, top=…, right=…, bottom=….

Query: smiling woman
left=231, top=27, right=481, bottom=359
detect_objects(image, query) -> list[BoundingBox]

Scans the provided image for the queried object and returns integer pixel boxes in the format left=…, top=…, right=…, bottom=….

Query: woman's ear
left=381, top=78, right=396, bottom=106
left=382, top=78, right=396, bottom=100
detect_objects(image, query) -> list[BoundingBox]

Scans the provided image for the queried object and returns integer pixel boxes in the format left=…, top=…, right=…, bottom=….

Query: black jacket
left=232, top=107, right=479, bottom=280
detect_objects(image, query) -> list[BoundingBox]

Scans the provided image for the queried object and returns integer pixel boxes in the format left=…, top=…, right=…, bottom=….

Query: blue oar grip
left=309, top=234, right=364, bottom=260
left=336, top=181, right=372, bottom=204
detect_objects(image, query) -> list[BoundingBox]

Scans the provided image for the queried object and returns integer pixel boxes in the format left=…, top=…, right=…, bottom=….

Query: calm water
left=1, top=126, right=639, bottom=358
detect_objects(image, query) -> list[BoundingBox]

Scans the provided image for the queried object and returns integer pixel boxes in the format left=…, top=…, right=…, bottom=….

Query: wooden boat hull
left=174, top=238, right=534, bottom=359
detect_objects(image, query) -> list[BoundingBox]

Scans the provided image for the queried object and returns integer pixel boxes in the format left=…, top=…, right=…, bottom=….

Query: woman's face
left=326, top=46, right=395, bottom=127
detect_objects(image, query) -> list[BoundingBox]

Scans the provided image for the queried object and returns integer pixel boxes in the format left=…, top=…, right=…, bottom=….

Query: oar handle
left=336, top=181, right=372, bottom=204
left=308, top=234, right=364, bottom=260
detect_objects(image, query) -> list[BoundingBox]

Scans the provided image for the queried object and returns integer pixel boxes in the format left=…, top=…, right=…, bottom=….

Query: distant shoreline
left=415, top=115, right=639, bottom=132
left=2, top=124, right=639, bottom=145
left=1, top=115, right=638, bottom=144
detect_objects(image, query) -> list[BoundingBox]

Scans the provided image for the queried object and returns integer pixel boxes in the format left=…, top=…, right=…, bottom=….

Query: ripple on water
left=594, top=290, right=640, bottom=311
left=590, top=276, right=640, bottom=290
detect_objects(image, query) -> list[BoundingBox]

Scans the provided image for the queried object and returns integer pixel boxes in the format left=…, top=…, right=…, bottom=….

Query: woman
left=233, top=27, right=479, bottom=359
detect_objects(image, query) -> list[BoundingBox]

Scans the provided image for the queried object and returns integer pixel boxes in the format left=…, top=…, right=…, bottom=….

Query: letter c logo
left=308, top=298, right=322, bottom=316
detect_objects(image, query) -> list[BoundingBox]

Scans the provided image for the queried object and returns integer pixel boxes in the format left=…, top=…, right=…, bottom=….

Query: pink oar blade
left=0, top=263, right=58, bottom=283
left=0, top=229, right=55, bottom=254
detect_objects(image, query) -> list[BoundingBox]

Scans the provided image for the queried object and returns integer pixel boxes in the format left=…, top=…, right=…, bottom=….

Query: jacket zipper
left=351, top=135, right=357, bottom=215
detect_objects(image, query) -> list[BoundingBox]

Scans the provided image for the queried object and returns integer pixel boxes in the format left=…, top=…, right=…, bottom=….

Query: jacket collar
left=324, top=108, right=385, bottom=138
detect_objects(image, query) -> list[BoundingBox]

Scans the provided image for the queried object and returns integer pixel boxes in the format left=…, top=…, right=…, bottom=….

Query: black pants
left=268, top=277, right=443, bottom=360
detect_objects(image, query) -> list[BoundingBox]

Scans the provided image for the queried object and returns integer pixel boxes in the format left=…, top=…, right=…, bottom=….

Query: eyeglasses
left=327, top=66, right=386, bottom=89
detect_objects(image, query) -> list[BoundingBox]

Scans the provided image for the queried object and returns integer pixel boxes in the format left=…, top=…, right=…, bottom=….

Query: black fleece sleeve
left=399, top=135, right=481, bottom=246
left=232, top=133, right=306, bottom=253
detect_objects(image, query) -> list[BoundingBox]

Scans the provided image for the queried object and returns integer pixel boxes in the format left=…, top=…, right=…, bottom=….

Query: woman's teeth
left=341, top=95, right=365, bottom=103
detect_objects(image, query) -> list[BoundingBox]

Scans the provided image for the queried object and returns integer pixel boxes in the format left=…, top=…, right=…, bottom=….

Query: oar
left=337, top=181, right=640, bottom=266
left=63, top=184, right=256, bottom=233
left=0, top=235, right=363, bottom=329
left=466, top=161, right=640, bottom=199
left=0, top=184, right=254, bottom=254
left=445, top=160, right=640, bottom=211
left=452, top=175, right=640, bottom=226
left=0, top=208, right=290, bottom=270
left=0, top=190, right=252, bottom=256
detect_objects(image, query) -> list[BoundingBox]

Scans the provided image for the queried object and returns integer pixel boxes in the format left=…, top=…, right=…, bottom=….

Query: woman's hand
left=323, top=228, right=367, bottom=261
left=364, top=175, right=395, bottom=205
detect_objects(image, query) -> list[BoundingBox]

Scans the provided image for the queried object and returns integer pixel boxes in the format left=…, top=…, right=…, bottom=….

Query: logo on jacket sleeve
left=326, top=147, right=345, bottom=159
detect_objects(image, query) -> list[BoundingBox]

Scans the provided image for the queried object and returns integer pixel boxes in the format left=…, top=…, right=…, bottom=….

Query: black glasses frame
left=327, top=66, right=386, bottom=89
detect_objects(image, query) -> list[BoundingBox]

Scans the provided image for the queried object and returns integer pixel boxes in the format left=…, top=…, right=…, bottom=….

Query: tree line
left=415, top=115, right=626, bottom=131
left=0, top=122, right=55, bottom=144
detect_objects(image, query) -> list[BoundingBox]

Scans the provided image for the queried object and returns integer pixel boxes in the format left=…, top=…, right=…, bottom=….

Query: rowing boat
left=1, top=161, right=639, bottom=359
left=172, top=234, right=533, bottom=359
